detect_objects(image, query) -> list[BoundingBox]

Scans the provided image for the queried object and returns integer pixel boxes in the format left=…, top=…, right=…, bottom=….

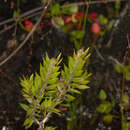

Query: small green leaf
left=51, top=3, right=61, bottom=15
left=114, top=63, right=123, bottom=73
left=68, top=5, right=78, bottom=14
left=76, top=85, right=89, bottom=90
left=70, top=30, right=85, bottom=40
left=96, top=102, right=112, bottom=114
left=47, top=84, right=58, bottom=89
left=13, top=11, right=20, bottom=22
left=107, top=20, right=115, bottom=30
left=124, top=65, right=130, bottom=81
left=99, top=89, right=107, bottom=101
left=115, top=1, right=120, bottom=10
left=122, top=94, right=129, bottom=104
left=66, top=94, right=75, bottom=102
left=99, top=15, right=108, bottom=25
left=48, top=78, right=58, bottom=84
left=48, top=72, right=60, bottom=79
left=20, top=103, right=29, bottom=111
left=27, top=108, right=34, bottom=116
left=49, top=108, right=61, bottom=116
left=24, top=117, right=34, bottom=129
left=103, top=114, right=113, bottom=124
left=70, top=88, right=81, bottom=94
left=45, top=126, right=57, bottom=130
left=53, top=17, right=64, bottom=27
left=61, top=5, right=78, bottom=14
left=122, top=121, right=130, bottom=130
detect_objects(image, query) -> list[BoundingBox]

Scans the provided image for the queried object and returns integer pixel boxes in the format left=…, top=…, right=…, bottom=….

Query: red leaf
left=24, top=20, right=34, bottom=31
left=41, top=23, right=48, bottom=29
left=91, top=22, right=101, bottom=35
left=65, top=16, right=72, bottom=23
left=74, top=12, right=84, bottom=20
left=89, top=12, right=99, bottom=19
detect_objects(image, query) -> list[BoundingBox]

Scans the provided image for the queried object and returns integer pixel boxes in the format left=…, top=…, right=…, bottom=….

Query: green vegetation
left=20, top=49, right=91, bottom=129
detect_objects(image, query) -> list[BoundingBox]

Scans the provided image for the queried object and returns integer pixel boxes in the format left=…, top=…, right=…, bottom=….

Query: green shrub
left=20, top=48, right=91, bottom=129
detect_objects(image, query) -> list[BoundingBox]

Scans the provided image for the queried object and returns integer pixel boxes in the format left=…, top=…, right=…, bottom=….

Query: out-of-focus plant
left=97, top=88, right=130, bottom=130
left=115, top=63, right=130, bottom=81
left=96, top=89, right=116, bottom=124
left=66, top=96, right=84, bottom=130
left=20, top=48, right=91, bottom=129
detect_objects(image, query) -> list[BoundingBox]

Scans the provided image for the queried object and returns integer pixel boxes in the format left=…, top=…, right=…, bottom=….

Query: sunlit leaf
left=20, top=103, right=29, bottom=111
left=24, top=117, right=34, bottom=129
left=66, top=94, right=75, bottom=102
left=76, top=85, right=89, bottom=90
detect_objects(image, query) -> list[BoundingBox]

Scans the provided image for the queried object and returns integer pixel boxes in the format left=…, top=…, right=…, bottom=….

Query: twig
left=94, top=46, right=105, bottom=61
left=0, top=23, right=15, bottom=34
left=0, top=0, right=126, bottom=27
left=106, top=2, right=128, bottom=47
left=0, top=0, right=51, bottom=67
left=0, top=7, right=42, bottom=26
left=0, top=12, right=41, bottom=35
left=62, top=0, right=126, bottom=7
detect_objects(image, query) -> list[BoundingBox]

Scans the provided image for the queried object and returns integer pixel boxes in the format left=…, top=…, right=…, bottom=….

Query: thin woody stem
left=0, top=0, right=52, bottom=66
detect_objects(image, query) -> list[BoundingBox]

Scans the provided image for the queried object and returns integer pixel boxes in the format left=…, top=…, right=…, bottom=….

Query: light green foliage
left=99, top=89, right=107, bottom=101
left=115, top=1, right=121, bottom=10
left=62, top=5, right=78, bottom=14
left=45, top=126, right=57, bottom=130
left=96, top=101, right=113, bottom=114
left=96, top=90, right=115, bottom=124
left=20, top=49, right=91, bottom=129
left=51, top=3, right=61, bottom=15
left=99, top=15, right=108, bottom=25
left=103, top=114, right=113, bottom=124
left=53, top=17, right=64, bottom=27
left=50, top=2, right=78, bottom=16
left=122, top=122, right=130, bottom=130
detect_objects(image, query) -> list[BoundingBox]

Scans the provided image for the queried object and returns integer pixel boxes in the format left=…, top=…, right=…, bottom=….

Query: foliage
left=115, top=63, right=130, bottom=81
left=96, top=89, right=115, bottom=124
left=97, top=89, right=130, bottom=130
left=20, top=48, right=91, bottom=129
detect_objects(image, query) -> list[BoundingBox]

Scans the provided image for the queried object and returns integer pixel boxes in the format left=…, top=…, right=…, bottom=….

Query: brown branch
left=0, top=0, right=126, bottom=27
left=0, top=0, right=52, bottom=67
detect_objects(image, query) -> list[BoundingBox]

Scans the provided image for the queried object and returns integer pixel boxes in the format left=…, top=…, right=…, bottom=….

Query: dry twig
left=0, top=0, right=52, bottom=66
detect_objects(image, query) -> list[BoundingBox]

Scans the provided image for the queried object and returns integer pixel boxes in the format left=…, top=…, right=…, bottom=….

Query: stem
left=121, top=35, right=130, bottom=129
left=79, top=0, right=91, bottom=48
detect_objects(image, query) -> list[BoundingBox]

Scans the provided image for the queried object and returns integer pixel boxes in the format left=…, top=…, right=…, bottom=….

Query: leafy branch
left=20, top=48, right=91, bottom=129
